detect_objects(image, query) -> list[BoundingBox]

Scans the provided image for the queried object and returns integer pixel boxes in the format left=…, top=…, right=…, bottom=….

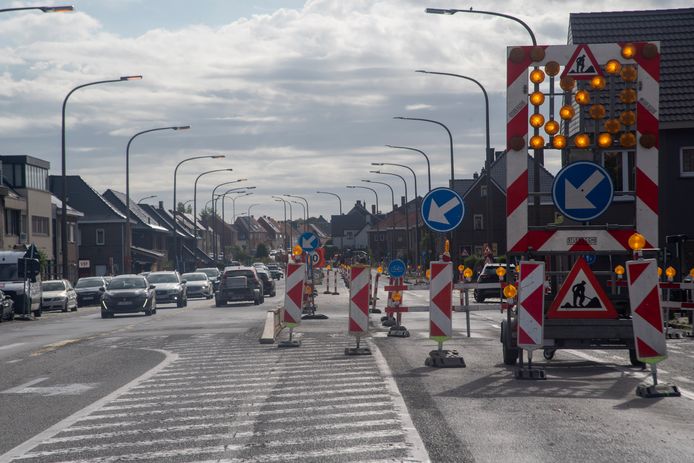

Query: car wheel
left=62, top=301, right=69, bottom=313
left=101, top=311, right=110, bottom=319
left=177, top=297, right=184, bottom=308
left=33, top=309, right=42, bottom=318
left=270, top=291, right=276, bottom=297
left=70, top=303, right=77, bottom=312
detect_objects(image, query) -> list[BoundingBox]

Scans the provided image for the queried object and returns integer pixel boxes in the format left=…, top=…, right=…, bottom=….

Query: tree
left=177, top=202, right=192, bottom=214
left=256, top=243, right=269, bottom=258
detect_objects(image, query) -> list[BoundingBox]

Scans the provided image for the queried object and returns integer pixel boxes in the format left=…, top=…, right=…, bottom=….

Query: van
left=0, top=246, right=42, bottom=317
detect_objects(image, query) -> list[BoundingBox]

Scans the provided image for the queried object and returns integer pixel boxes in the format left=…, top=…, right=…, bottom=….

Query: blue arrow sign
left=552, top=161, right=614, bottom=222
left=297, top=232, right=319, bottom=252
left=421, top=187, right=465, bottom=233
left=387, top=259, right=406, bottom=278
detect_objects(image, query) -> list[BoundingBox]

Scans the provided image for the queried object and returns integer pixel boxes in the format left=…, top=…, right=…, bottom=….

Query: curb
left=259, top=307, right=284, bottom=344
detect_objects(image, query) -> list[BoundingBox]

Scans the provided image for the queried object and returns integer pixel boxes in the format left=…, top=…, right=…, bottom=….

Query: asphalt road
left=0, top=274, right=693, bottom=462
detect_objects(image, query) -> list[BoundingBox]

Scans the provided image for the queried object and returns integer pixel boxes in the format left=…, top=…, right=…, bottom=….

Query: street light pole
left=285, top=195, right=309, bottom=232
left=393, top=116, right=455, bottom=183
left=371, top=170, right=410, bottom=264
left=0, top=6, right=74, bottom=13
left=220, top=190, right=250, bottom=262
left=209, top=180, right=246, bottom=264
left=274, top=199, right=288, bottom=250
left=316, top=191, right=342, bottom=215
left=193, top=168, right=235, bottom=250
left=172, top=155, right=225, bottom=271
left=385, top=145, right=432, bottom=192
left=124, top=125, right=189, bottom=273
left=362, top=179, right=395, bottom=259
left=273, top=196, right=292, bottom=250
left=290, top=201, right=306, bottom=232
left=137, top=195, right=157, bottom=204
left=373, top=162, right=421, bottom=268
left=425, top=7, right=537, bottom=46
left=61, top=75, right=142, bottom=279
left=346, top=185, right=379, bottom=214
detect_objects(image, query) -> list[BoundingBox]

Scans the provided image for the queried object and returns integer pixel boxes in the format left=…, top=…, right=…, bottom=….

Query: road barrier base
left=278, top=340, right=301, bottom=348
left=514, top=367, right=546, bottom=380
left=381, top=317, right=397, bottom=327
left=425, top=349, right=466, bottom=368
left=302, top=313, right=329, bottom=320
left=388, top=325, right=410, bottom=337
left=345, top=347, right=372, bottom=356
left=332, top=291, right=340, bottom=295
left=370, top=308, right=382, bottom=314
left=636, top=382, right=681, bottom=398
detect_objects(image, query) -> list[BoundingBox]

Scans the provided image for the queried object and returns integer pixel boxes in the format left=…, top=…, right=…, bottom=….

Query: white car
left=41, top=279, right=78, bottom=312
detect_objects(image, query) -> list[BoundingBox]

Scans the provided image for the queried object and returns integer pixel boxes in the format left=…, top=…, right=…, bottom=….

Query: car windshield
left=0, top=263, right=18, bottom=281
left=108, top=278, right=146, bottom=290
left=482, top=265, right=504, bottom=276
left=196, top=268, right=219, bottom=278
left=42, top=281, right=66, bottom=291
left=76, top=278, right=103, bottom=288
left=147, top=273, right=179, bottom=283
left=182, top=273, right=207, bottom=281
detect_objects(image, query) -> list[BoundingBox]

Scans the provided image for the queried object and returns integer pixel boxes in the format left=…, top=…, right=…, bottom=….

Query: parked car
left=195, top=267, right=221, bottom=291
left=0, top=290, right=14, bottom=322
left=75, top=276, right=106, bottom=307
left=256, top=268, right=276, bottom=297
left=215, top=266, right=264, bottom=306
left=473, top=263, right=507, bottom=303
left=100, top=275, right=156, bottom=318
left=266, top=264, right=283, bottom=280
left=41, top=279, right=78, bottom=312
left=147, top=271, right=187, bottom=307
left=181, top=272, right=214, bottom=299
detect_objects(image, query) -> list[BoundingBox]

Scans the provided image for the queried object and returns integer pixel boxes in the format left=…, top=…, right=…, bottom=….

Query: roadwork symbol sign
left=421, top=187, right=465, bottom=233
left=548, top=257, right=618, bottom=319
left=552, top=161, right=614, bottom=222
left=561, top=44, right=604, bottom=80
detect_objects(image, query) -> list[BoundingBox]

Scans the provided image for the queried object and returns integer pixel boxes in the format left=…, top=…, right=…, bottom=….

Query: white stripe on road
left=0, top=349, right=178, bottom=462
left=139, top=368, right=378, bottom=384
left=0, top=342, right=26, bottom=351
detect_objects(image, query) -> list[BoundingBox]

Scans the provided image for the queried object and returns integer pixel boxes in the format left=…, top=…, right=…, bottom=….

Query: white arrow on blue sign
left=552, top=161, right=614, bottom=222
left=297, top=232, right=319, bottom=252
left=421, top=187, right=465, bottom=233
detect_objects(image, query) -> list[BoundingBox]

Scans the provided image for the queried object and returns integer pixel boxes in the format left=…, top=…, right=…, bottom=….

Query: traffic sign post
left=421, top=188, right=465, bottom=233
left=279, top=261, right=305, bottom=348
left=346, top=265, right=372, bottom=356
left=552, top=162, right=614, bottom=223
left=425, top=261, right=465, bottom=368
left=514, top=261, right=546, bottom=380
left=627, top=259, right=680, bottom=398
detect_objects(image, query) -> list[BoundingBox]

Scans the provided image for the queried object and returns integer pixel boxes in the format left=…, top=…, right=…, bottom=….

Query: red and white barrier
left=517, top=261, right=545, bottom=351
left=429, top=261, right=453, bottom=342
left=283, top=261, right=306, bottom=328
left=627, top=259, right=667, bottom=363
left=348, top=265, right=370, bottom=336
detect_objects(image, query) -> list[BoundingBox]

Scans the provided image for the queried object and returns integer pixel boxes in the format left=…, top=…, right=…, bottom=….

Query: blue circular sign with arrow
left=421, top=187, right=465, bottom=233
left=552, top=161, right=614, bottom=222
left=297, top=232, right=319, bottom=252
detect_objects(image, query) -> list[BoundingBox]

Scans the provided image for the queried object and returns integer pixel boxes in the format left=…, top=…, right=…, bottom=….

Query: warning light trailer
left=501, top=42, right=661, bottom=366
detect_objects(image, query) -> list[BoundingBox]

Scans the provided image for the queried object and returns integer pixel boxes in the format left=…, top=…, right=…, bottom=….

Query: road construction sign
left=547, top=257, right=618, bottom=319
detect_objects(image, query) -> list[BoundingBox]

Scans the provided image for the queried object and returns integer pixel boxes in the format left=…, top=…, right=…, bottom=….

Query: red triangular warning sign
left=547, top=257, right=618, bottom=319
left=560, top=44, right=604, bottom=80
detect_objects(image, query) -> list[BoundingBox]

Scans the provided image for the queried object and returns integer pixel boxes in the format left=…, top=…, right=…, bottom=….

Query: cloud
left=0, top=0, right=688, bottom=217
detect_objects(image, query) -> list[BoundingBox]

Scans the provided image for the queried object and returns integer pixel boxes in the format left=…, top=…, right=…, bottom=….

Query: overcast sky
left=1, top=0, right=688, bottom=221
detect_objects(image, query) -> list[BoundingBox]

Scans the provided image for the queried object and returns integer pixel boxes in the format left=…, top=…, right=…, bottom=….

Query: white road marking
left=0, top=349, right=178, bottom=462
left=0, top=342, right=26, bottom=351
left=2, top=378, right=99, bottom=396
left=5, top=359, right=22, bottom=364
left=369, top=338, right=430, bottom=462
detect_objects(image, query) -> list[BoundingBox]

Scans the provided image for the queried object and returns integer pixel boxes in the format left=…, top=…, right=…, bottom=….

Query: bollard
left=370, top=271, right=381, bottom=313
left=278, top=261, right=305, bottom=348
left=514, top=261, right=546, bottom=380
left=425, top=261, right=464, bottom=367
left=345, top=265, right=372, bottom=355
left=332, top=270, right=340, bottom=295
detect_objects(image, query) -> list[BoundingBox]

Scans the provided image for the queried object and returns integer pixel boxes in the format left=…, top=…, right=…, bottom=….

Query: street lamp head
left=371, top=162, right=383, bottom=166
left=425, top=8, right=453, bottom=15
left=174, top=126, right=191, bottom=131
left=393, top=116, right=407, bottom=120
left=414, top=69, right=428, bottom=74
left=211, top=155, right=225, bottom=159
left=120, top=75, right=143, bottom=81
left=369, top=170, right=381, bottom=174
left=40, top=6, right=74, bottom=13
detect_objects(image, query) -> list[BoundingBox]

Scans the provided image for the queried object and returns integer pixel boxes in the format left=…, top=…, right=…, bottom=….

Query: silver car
left=181, top=272, right=214, bottom=299
left=41, top=279, right=78, bottom=312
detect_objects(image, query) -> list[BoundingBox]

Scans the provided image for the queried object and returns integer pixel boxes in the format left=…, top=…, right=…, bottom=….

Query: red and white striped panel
left=348, top=265, right=370, bottom=336
left=506, top=43, right=660, bottom=253
left=627, top=259, right=667, bottom=364
left=517, top=261, right=545, bottom=350
left=429, top=261, right=453, bottom=341
left=283, top=262, right=305, bottom=327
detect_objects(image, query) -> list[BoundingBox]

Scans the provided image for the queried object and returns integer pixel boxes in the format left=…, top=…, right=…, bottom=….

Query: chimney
left=473, top=172, right=479, bottom=180
left=401, top=196, right=406, bottom=207
left=371, top=204, right=376, bottom=215
left=356, top=200, right=362, bottom=208
left=158, top=200, right=164, bottom=210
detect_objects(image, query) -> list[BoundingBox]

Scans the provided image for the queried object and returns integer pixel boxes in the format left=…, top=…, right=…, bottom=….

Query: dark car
left=0, top=290, right=14, bottom=322
left=473, top=263, right=507, bottom=303
left=75, top=276, right=106, bottom=307
left=195, top=267, right=221, bottom=291
left=182, top=272, right=214, bottom=299
left=266, top=264, right=283, bottom=280
left=256, top=268, right=276, bottom=297
left=147, top=271, right=187, bottom=307
left=100, top=275, right=156, bottom=318
left=215, top=266, right=264, bottom=306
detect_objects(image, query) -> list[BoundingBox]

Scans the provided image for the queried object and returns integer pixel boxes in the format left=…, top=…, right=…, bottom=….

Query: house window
left=5, top=210, right=20, bottom=236
left=31, top=216, right=49, bottom=235
left=96, top=229, right=105, bottom=245
left=602, top=150, right=635, bottom=191
left=480, top=185, right=487, bottom=197
left=346, top=231, right=354, bottom=239
left=681, top=147, right=694, bottom=177
left=473, top=214, right=484, bottom=231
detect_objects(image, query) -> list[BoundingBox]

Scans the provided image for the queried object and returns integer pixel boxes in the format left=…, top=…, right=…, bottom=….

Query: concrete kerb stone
left=259, top=306, right=284, bottom=344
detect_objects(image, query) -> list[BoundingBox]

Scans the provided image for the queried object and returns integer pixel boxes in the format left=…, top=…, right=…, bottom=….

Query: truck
left=0, top=246, right=42, bottom=317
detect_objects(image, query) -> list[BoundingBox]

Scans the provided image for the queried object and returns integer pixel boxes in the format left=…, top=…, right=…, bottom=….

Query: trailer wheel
left=629, top=349, right=645, bottom=368
left=543, top=349, right=556, bottom=361
left=501, top=320, right=519, bottom=365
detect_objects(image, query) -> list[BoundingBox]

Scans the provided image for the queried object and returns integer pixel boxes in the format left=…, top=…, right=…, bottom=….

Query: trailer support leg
left=636, top=363, right=680, bottom=398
